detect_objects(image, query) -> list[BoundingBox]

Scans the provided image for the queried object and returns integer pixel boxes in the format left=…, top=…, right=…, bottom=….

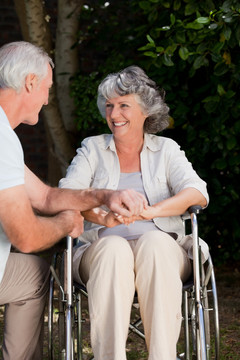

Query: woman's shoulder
left=145, top=133, right=179, bottom=149
left=81, top=133, right=113, bottom=148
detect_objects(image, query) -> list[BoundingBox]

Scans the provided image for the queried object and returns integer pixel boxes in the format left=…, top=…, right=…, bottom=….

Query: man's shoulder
left=0, top=115, right=24, bottom=191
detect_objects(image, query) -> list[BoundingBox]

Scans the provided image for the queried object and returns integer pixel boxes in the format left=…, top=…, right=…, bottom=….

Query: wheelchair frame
left=179, top=208, right=220, bottom=360
left=48, top=206, right=220, bottom=360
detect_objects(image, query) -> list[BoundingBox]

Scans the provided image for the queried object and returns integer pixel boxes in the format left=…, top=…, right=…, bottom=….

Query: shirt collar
left=104, top=134, right=117, bottom=152
left=0, top=106, right=10, bottom=126
left=142, top=133, right=161, bottom=152
left=103, top=133, right=161, bottom=153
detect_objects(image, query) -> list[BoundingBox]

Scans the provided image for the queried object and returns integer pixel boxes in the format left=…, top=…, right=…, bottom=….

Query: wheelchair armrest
left=181, top=205, right=203, bottom=221
left=187, top=205, right=203, bottom=214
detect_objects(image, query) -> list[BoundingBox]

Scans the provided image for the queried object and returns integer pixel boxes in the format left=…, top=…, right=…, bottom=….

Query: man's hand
left=58, top=210, right=84, bottom=238
left=104, top=189, right=148, bottom=217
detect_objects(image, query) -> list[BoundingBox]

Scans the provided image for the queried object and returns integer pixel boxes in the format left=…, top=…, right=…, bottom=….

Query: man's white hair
left=0, top=41, right=54, bottom=93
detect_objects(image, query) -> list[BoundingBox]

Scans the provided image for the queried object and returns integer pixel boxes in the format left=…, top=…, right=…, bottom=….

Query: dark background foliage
left=70, top=0, right=240, bottom=265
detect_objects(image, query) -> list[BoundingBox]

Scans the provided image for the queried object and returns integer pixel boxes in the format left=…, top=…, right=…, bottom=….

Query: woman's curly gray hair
left=97, top=65, right=170, bottom=134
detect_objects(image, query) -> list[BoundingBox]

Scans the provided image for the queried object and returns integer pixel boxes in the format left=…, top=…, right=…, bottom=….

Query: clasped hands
left=105, top=206, right=156, bottom=227
left=104, top=188, right=158, bottom=228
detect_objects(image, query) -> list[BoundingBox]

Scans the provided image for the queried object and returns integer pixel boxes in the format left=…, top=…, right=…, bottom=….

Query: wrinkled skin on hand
left=105, top=189, right=148, bottom=218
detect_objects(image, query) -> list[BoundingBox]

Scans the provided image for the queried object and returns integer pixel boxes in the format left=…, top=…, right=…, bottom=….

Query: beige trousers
left=0, top=253, right=50, bottom=360
left=79, top=230, right=192, bottom=360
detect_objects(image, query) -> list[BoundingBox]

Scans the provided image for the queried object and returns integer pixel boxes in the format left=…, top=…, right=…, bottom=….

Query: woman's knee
left=98, top=235, right=133, bottom=258
left=135, top=231, right=191, bottom=280
left=136, top=231, right=176, bottom=256
left=91, top=235, right=134, bottom=265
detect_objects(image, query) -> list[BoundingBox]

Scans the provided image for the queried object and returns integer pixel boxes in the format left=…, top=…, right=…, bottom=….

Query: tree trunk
left=55, top=0, right=83, bottom=133
left=14, top=0, right=76, bottom=184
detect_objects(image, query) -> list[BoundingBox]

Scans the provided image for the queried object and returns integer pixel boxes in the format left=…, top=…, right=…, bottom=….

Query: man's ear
left=25, top=73, right=38, bottom=93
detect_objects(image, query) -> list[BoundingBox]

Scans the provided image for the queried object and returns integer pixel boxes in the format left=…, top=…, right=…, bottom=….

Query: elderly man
left=0, top=41, right=147, bottom=359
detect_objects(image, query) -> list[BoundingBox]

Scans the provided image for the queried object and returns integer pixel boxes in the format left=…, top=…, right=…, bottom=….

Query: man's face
left=22, top=63, right=53, bottom=126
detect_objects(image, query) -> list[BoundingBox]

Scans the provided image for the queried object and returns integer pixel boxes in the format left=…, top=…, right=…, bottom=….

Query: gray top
left=99, top=172, right=158, bottom=240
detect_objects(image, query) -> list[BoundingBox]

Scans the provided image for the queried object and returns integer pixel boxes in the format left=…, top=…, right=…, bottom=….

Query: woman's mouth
left=113, top=121, right=127, bottom=127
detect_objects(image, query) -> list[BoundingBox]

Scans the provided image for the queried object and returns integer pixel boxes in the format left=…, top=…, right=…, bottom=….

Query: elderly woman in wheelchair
left=59, top=65, right=209, bottom=360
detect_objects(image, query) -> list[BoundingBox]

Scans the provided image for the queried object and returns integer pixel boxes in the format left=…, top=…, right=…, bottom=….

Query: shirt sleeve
left=59, top=138, right=93, bottom=190
left=166, top=139, right=209, bottom=204
left=0, top=126, right=24, bottom=191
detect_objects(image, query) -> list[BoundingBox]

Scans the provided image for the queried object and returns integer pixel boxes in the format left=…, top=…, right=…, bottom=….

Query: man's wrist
left=93, top=189, right=112, bottom=207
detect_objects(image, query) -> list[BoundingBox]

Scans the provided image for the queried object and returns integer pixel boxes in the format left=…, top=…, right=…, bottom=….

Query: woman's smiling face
left=105, top=94, right=147, bottom=141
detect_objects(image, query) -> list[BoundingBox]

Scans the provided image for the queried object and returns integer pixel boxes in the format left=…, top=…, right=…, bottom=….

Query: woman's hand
left=104, top=211, right=124, bottom=227
left=105, top=211, right=138, bottom=227
left=82, top=208, right=139, bottom=227
left=137, top=205, right=158, bottom=220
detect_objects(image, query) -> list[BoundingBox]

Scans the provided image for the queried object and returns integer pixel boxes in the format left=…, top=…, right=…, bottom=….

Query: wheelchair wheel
left=48, top=252, right=66, bottom=360
left=188, top=289, right=209, bottom=360
left=48, top=252, right=84, bottom=360
left=180, top=256, right=220, bottom=360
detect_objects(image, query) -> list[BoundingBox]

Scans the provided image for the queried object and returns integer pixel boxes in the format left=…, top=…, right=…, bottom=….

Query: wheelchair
left=48, top=205, right=220, bottom=360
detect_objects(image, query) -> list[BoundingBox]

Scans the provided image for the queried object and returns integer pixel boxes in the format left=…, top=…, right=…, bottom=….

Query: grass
left=0, top=262, right=239, bottom=359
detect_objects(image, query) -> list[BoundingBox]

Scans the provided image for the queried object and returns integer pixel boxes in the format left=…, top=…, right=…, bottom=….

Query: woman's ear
left=25, top=73, right=38, bottom=93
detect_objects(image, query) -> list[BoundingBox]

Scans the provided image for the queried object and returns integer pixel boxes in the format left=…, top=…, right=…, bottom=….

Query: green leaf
left=217, top=84, right=226, bottom=96
left=185, top=21, right=204, bottom=30
left=161, top=26, right=171, bottom=31
left=225, top=90, right=236, bottom=99
left=235, top=25, right=240, bottom=43
left=208, top=23, right=218, bottom=30
left=156, top=46, right=164, bottom=52
left=222, top=15, right=233, bottom=23
left=143, top=51, right=158, bottom=58
left=179, top=46, right=189, bottom=60
left=229, top=188, right=239, bottom=201
left=139, top=1, right=151, bottom=10
left=212, top=178, right=222, bottom=195
left=175, top=31, right=186, bottom=43
left=193, top=55, right=207, bottom=69
left=214, top=158, right=227, bottom=170
left=202, top=95, right=220, bottom=103
left=162, top=53, right=174, bottom=66
left=212, top=42, right=225, bottom=54
left=211, top=53, right=222, bottom=63
left=165, top=43, right=177, bottom=55
left=196, top=43, right=208, bottom=53
left=229, top=153, right=240, bottom=166
left=214, top=62, right=229, bottom=76
left=233, top=120, right=240, bottom=133
left=170, top=13, right=176, bottom=25
left=196, top=17, right=210, bottom=24
left=173, top=0, right=181, bottom=11
left=226, top=136, right=237, bottom=150
left=146, top=34, right=155, bottom=44
left=185, top=3, right=197, bottom=16
left=223, top=27, right=232, bottom=40
left=221, top=0, right=232, bottom=12
left=138, top=43, right=155, bottom=51
left=162, top=1, right=171, bottom=8
left=203, top=101, right=219, bottom=113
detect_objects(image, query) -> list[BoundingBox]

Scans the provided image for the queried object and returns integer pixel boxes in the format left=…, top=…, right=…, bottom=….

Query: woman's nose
left=110, top=106, right=120, bottom=119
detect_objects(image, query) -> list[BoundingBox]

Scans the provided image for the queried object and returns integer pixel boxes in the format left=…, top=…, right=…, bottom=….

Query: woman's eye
left=106, top=103, right=113, bottom=108
left=120, top=104, right=128, bottom=108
